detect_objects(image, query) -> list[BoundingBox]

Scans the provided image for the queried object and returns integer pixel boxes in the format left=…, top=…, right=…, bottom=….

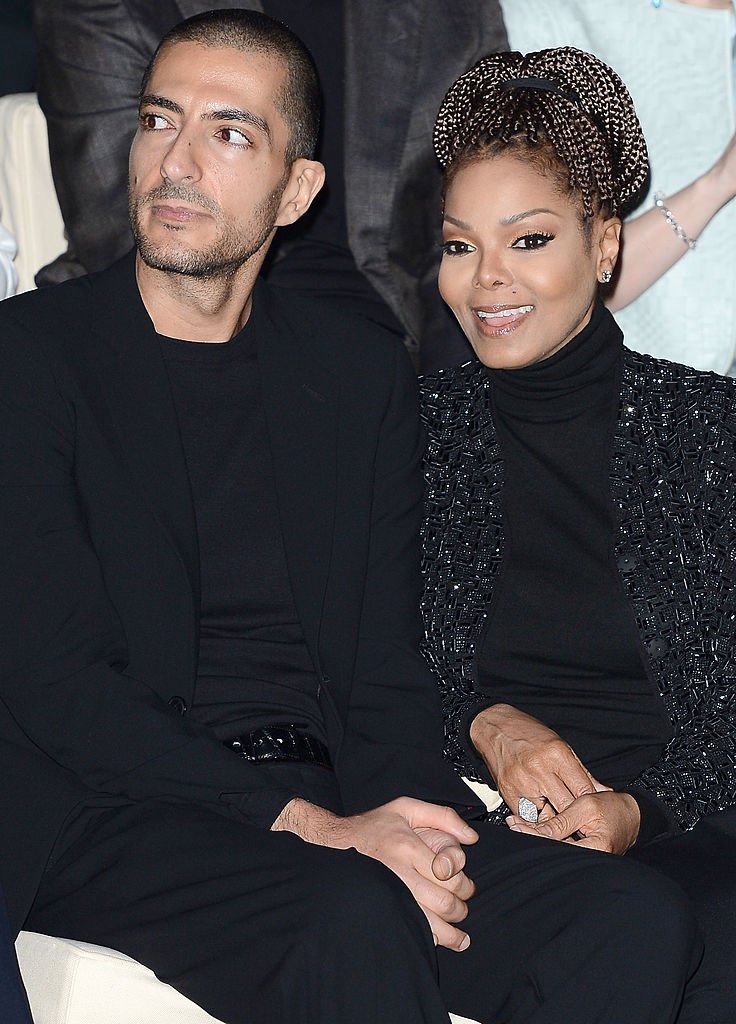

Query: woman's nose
left=474, top=248, right=513, bottom=290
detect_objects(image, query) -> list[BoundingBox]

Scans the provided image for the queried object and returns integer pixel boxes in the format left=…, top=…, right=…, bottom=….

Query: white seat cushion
left=15, top=931, right=226, bottom=1024
left=16, top=931, right=480, bottom=1023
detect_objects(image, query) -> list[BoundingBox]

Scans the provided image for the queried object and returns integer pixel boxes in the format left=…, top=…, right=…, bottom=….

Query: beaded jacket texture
left=420, top=350, right=736, bottom=830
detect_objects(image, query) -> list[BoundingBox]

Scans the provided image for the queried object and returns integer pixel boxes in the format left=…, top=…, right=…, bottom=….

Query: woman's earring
left=600, top=269, right=613, bottom=284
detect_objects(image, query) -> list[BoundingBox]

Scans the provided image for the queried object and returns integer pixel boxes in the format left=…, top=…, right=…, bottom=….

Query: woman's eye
left=442, top=240, right=473, bottom=256
left=217, top=127, right=251, bottom=146
left=511, top=232, right=554, bottom=250
left=140, top=113, right=169, bottom=131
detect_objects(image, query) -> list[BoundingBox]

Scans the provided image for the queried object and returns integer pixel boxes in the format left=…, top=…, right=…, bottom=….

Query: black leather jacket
left=420, top=347, right=736, bottom=831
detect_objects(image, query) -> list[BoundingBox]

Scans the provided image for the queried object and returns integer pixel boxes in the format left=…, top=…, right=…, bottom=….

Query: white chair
left=16, top=931, right=226, bottom=1024
left=0, top=92, right=66, bottom=294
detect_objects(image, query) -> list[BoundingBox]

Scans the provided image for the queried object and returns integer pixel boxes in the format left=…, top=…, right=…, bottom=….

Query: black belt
left=224, top=724, right=332, bottom=770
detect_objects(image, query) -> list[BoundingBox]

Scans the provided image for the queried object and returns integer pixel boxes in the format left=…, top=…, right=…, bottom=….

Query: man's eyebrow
left=138, top=96, right=273, bottom=145
left=500, top=207, right=560, bottom=225
left=203, top=107, right=272, bottom=145
left=139, top=94, right=183, bottom=116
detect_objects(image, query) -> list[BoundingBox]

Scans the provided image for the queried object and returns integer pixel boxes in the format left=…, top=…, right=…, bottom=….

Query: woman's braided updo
left=434, top=46, right=649, bottom=218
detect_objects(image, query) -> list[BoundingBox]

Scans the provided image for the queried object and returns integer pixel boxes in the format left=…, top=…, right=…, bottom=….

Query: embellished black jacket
left=420, top=348, right=736, bottom=831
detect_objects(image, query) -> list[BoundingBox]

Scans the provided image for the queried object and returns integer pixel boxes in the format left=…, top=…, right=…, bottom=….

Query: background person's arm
left=607, top=133, right=736, bottom=311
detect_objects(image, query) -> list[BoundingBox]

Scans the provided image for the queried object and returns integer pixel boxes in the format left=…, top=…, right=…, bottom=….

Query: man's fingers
left=411, top=869, right=470, bottom=924
left=392, top=797, right=478, bottom=844
left=416, top=828, right=468, bottom=881
left=423, top=908, right=470, bottom=953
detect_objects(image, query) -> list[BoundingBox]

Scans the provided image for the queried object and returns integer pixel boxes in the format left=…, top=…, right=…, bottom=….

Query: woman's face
left=438, top=153, right=620, bottom=370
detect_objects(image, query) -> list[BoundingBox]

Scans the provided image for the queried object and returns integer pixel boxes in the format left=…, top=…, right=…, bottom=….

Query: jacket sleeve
left=628, top=381, right=736, bottom=831
left=335, top=343, right=483, bottom=817
left=0, top=314, right=337, bottom=828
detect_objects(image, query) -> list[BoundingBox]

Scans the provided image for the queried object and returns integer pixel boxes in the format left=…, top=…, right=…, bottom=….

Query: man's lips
left=150, top=204, right=210, bottom=223
left=473, top=304, right=534, bottom=335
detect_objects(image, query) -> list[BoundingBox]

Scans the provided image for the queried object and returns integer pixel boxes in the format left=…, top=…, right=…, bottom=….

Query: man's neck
left=135, top=253, right=263, bottom=342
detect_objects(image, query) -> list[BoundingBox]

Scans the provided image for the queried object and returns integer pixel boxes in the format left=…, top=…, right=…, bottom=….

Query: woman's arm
left=606, top=133, right=736, bottom=311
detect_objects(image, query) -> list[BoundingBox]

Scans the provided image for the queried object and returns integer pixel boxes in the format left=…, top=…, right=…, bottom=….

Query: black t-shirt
left=158, top=301, right=327, bottom=746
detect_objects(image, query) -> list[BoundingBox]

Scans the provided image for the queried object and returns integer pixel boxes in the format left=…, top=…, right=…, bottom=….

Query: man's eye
left=442, top=240, right=473, bottom=256
left=140, top=113, right=169, bottom=130
left=217, top=127, right=251, bottom=146
left=511, top=232, right=554, bottom=250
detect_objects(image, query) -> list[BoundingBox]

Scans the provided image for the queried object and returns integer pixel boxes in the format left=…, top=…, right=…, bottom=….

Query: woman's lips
left=473, top=304, right=534, bottom=336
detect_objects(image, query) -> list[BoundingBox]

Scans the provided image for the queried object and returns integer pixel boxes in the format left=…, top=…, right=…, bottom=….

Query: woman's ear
left=275, top=159, right=326, bottom=227
left=596, top=216, right=621, bottom=282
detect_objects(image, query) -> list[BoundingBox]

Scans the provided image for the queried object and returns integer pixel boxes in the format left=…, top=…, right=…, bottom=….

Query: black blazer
left=0, top=255, right=478, bottom=931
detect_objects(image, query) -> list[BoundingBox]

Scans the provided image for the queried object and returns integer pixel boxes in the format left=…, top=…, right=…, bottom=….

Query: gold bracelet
left=653, top=191, right=697, bottom=251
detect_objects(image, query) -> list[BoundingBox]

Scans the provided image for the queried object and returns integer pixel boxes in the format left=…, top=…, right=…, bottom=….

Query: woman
left=421, top=46, right=736, bottom=1022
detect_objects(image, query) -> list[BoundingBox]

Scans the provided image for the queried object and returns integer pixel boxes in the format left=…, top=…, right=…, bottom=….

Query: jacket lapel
left=255, top=285, right=337, bottom=657
left=90, top=255, right=200, bottom=604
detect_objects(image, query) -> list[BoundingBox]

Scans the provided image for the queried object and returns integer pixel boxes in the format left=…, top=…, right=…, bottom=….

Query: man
left=33, top=0, right=505, bottom=367
left=0, top=11, right=704, bottom=1024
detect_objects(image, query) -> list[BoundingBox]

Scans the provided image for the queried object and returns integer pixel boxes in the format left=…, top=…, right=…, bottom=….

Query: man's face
left=129, top=41, right=297, bottom=278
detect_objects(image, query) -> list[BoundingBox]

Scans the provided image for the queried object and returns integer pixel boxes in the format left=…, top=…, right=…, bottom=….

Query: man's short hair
left=139, top=8, right=321, bottom=164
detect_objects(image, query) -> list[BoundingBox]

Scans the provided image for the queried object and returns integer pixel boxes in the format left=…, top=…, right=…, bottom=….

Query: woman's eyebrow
left=501, top=207, right=559, bottom=225
left=443, top=213, right=473, bottom=230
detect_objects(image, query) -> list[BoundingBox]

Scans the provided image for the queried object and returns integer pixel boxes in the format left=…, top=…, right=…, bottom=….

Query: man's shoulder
left=0, top=273, right=94, bottom=329
left=0, top=256, right=131, bottom=337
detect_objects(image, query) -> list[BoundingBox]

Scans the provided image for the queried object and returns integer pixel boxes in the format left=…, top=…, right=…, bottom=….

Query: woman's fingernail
left=458, top=934, right=470, bottom=952
left=438, top=855, right=452, bottom=878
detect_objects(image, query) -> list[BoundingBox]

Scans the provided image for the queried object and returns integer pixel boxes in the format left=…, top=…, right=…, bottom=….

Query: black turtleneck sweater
left=475, top=303, right=674, bottom=841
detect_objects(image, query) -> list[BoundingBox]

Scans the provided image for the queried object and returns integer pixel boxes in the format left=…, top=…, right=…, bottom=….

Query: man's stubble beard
left=129, top=173, right=288, bottom=280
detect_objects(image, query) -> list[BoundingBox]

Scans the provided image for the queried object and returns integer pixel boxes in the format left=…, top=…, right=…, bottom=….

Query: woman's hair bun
left=434, top=46, right=649, bottom=216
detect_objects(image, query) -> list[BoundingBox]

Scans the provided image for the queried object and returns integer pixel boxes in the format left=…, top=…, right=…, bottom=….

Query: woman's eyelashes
left=442, top=231, right=555, bottom=257
left=511, top=231, right=555, bottom=250
left=441, top=239, right=474, bottom=256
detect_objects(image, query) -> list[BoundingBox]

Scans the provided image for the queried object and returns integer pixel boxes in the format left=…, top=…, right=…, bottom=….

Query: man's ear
left=275, top=159, right=326, bottom=227
left=596, top=216, right=621, bottom=281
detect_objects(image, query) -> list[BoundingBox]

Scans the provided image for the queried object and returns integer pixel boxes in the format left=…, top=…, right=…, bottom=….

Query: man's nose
left=160, top=131, right=202, bottom=186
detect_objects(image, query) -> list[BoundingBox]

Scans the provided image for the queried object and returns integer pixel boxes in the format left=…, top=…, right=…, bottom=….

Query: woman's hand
left=506, top=791, right=641, bottom=855
left=469, top=703, right=608, bottom=819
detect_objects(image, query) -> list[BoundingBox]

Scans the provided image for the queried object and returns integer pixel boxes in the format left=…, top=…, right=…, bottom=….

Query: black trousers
left=26, top=799, right=705, bottom=1024
left=629, top=807, right=736, bottom=1024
